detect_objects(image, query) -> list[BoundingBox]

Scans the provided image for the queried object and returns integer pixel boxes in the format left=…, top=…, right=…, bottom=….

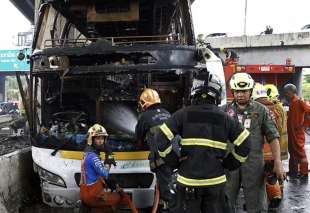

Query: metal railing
left=44, top=34, right=181, bottom=48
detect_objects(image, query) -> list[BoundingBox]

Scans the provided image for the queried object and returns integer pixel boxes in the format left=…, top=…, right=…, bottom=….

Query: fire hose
left=151, top=183, right=160, bottom=213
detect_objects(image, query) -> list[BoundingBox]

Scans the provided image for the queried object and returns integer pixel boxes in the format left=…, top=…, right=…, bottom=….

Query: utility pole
left=243, top=0, right=248, bottom=35
left=35, top=0, right=40, bottom=23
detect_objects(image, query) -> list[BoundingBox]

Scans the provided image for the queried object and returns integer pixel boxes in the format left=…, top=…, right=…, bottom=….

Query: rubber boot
left=300, top=161, right=309, bottom=177
left=266, top=181, right=282, bottom=209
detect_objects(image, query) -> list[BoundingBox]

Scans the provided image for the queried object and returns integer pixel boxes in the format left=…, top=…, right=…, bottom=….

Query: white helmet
left=252, top=83, right=268, bottom=100
left=87, top=124, right=108, bottom=145
left=229, top=73, right=255, bottom=90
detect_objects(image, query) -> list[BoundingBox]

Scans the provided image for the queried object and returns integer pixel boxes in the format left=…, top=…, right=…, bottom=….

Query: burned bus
left=25, top=0, right=225, bottom=208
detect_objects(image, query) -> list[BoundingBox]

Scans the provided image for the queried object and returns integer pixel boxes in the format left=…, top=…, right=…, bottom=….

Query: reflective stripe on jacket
left=157, top=104, right=250, bottom=187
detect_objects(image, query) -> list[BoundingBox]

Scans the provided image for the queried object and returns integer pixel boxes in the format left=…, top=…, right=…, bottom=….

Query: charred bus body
left=26, top=0, right=222, bottom=208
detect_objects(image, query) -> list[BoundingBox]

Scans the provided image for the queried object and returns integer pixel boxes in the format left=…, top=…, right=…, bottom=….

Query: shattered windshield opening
left=30, top=0, right=197, bottom=152
left=33, top=71, right=186, bottom=152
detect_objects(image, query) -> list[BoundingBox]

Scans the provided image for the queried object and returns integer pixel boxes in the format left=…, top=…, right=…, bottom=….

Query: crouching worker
left=156, top=72, right=251, bottom=213
left=80, top=124, right=138, bottom=212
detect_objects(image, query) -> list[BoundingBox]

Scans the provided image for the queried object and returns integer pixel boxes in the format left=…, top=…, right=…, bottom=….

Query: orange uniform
left=287, top=94, right=310, bottom=176
left=256, top=98, right=283, bottom=207
left=262, top=100, right=288, bottom=161
left=80, top=158, right=138, bottom=212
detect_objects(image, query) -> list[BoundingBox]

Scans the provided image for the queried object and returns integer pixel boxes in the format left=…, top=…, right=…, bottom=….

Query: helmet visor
left=237, top=81, right=251, bottom=89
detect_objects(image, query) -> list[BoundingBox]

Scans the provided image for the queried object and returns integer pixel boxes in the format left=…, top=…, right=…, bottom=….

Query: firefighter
left=223, top=73, right=285, bottom=213
left=135, top=88, right=172, bottom=211
left=252, top=83, right=284, bottom=209
left=265, top=84, right=288, bottom=160
left=156, top=72, right=251, bottom=213
left=80, top=124, right=137, bottom=212
left=284, top=83, right=310, bottom=178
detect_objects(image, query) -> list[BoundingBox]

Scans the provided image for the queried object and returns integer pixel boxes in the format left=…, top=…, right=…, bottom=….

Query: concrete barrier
left=0, top=147, right=35, bottom=213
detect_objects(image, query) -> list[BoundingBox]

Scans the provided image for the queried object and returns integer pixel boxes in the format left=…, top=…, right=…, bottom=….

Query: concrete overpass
left=205, top=32, right=310, bottom=67
left=9, top=0, right=35, bottom=24
left=9, top=1, right=310, bottom=67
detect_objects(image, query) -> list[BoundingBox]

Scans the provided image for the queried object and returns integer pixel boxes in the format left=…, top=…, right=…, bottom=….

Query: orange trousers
left=264, top=160, right=282, bottom=204
left=288, top=128, right=308, bottom=176
left=80, top=178, right=137, bottom=212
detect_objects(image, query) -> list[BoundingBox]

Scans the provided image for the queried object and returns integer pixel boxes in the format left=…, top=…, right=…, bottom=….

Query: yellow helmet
left=229, top=72, right=255, bottom=90
left=264, top=84, right=279, bottom=100
left=139, top=88, right=161, bottom=110
left=87, top=124, right=108, bottom=145
left=252, top=83, right=268, bottom=100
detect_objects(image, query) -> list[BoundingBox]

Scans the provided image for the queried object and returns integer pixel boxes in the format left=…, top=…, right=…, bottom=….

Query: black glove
left=222, top=153, right=241, bottom=171
left=164, top=152, right=182, bottom=169
left=106, top=178, right=117, bottom=191
left=104, top=155, right=117, bottom=167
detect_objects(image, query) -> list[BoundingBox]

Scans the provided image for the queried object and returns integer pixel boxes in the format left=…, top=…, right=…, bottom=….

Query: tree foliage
left=302, top=82, right=310, bottom=102
left=304, top=74, right=310, bottom=84
left=5, top=76, right=27, bottom=101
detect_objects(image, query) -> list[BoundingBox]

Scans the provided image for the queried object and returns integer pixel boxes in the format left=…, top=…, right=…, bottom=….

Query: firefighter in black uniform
left=156, top=72, right=251, bottom=213
left=135, top=88, right=172, bottom=211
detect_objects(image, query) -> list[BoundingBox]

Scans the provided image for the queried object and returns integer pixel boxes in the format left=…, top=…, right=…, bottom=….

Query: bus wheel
left=79, top=202, right=91, bottom=213
left=305, top=128, right=310, bottom=136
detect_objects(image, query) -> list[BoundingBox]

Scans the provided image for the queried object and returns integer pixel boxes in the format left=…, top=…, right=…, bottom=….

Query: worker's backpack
left=258, top=99, right=281, bottom=129
left=258, top=99, right=288, bottom=160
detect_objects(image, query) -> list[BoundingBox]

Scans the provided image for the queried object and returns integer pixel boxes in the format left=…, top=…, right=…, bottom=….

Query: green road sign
left=0, top=49, right=30, bottom=72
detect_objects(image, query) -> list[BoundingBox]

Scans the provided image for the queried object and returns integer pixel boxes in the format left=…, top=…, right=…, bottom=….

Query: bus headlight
left=37, top=166, right=66, bottom=187
left=54, top=195, right=65, bottom=206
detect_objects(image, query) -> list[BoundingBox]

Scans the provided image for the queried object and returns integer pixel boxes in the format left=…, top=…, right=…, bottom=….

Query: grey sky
left=192, top=0, right=310, bottom=36
left=0, top=1, right=31, bottom=49
left=0, top=0, right=309, bottom=49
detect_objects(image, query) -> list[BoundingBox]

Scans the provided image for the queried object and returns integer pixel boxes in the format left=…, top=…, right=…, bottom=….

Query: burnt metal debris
left=26, top=0, right=201, bottom=152
left=15, top=0, right=210, bottom=209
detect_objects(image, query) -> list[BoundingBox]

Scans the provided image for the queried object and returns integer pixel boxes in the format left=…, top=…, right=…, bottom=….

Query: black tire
left=79, top=202, right=91, bottom=213
left=305, top=128, right=310, bottom=136
left=139, top=207, right=153, bottom=213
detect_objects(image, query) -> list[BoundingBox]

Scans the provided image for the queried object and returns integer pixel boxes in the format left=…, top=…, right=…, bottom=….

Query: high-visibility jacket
left=256, top=98, right=288, bottom=160
left=273, top=100, right=288, bottom=160
left=135, top=104, right=171, bottom=147
left=156, top=104, right=251, bottom=187
left=135, top=104, right=171, bottom=169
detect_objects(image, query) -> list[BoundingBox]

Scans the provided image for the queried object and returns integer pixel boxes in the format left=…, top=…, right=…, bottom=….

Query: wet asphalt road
left=271, top=135, right=310, bottom=213
left=278, top=146, right=310, bottom=213
left=279, top=176, right=310, bottom=213
left=236, top=134, right=310, bottom=213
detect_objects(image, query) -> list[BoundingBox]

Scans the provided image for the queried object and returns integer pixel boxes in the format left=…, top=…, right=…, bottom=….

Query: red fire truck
left=224, top=59, right=296, bottom=102
left=223, top=57, right=310, bottom=132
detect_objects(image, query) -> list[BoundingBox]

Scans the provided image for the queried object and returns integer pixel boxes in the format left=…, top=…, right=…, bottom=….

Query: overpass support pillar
left=293, top=67, right=303, bottom=96
left=0, top=75, right=5, bottom=102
